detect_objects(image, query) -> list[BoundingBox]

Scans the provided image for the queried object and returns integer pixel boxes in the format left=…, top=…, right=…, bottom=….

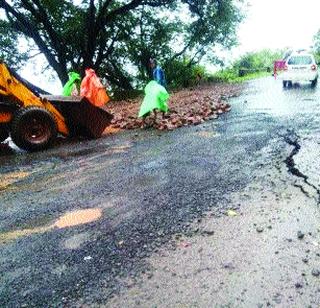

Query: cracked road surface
left=1, top=77, right=320, bottom=307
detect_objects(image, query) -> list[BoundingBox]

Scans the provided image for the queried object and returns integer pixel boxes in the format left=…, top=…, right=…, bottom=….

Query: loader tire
left=11, top=107, right=57, bottom=151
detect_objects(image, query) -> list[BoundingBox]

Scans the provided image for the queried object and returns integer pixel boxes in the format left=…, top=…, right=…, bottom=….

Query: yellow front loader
left=0, top=62, right=113, bottom=151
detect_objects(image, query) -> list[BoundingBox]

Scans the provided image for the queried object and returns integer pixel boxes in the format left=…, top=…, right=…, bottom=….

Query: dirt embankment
left=105, top=83, right=242, bottom=132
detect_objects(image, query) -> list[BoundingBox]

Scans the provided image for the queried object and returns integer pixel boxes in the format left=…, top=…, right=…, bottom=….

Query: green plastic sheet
left=62, top=72, right=81, bottom=96
left=138, top=81, right=169, bottom=118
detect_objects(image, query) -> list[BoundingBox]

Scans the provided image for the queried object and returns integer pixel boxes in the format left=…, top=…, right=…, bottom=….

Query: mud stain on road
left=0, top=208, right=102, bottom=244
left=0, top=171, right=30, bottom=190
left=53, top=208, right=102, bottom=229
left=55, top=141, right=131, bottom=160
left=0, top=226, right=50, bottom=244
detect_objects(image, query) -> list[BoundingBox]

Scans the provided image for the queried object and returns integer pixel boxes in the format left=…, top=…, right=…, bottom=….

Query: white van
left=280, top=52, right=318, bottom=88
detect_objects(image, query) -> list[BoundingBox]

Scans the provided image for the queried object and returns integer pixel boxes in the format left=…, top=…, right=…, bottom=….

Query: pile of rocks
left=106, top=83, right=241, bottom=131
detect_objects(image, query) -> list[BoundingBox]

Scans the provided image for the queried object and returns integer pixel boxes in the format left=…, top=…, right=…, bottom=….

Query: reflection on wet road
left=232, top=77, right=320, bottom=189
left=233, top=77, right=320, bottom=118
left=1, top=76, right=320, bottom=306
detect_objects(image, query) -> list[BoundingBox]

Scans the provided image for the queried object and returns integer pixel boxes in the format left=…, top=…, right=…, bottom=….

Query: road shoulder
left=109, top=144, right=320, bottom=307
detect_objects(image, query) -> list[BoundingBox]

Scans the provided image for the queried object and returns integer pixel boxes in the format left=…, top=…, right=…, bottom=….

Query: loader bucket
left=42, top=96, right=113, bottom=138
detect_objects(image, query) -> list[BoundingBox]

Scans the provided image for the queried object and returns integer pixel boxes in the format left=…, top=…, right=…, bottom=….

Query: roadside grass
left=208, top=70, right=270, bottom=83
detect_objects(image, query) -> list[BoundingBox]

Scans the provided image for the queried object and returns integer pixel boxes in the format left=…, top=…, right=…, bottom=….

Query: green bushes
left=210, top=49, right=282, bottom=82
left=164, top=59, right=206, bottom=88
left=209, top=69, right=268, bottom=83
left=234, top=49, right=282, bottom=72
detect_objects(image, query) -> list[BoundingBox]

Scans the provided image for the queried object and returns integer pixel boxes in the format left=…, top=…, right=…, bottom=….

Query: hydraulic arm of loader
left=0, top=62, right=69, bottom=135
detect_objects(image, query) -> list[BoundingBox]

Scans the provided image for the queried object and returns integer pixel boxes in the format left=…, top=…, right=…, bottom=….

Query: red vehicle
left=273, top=60, right=286, bottom=78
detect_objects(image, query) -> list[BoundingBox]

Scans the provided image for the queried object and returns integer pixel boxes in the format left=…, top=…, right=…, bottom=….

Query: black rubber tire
left=287, top=81, right=293, bottom=88
left=11, top=106, right=57, bottom=151
left=0, top=127, right=9, bottom=142
left=311, top=78, right=318, bottom=88
left=283, top=81, right=287, bottom=88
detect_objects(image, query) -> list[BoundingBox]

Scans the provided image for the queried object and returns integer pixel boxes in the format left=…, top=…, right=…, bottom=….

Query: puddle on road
left=0, top=171, right=30, bottom=190
left=0, top=208, right=102, bottom=244
left=53, top=208, right=102, bottom=228
left=231, top=77, right=320, bottom=118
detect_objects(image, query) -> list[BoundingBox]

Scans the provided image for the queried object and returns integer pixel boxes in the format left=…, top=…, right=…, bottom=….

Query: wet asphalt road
left=1, top=77, right=320, bottom=306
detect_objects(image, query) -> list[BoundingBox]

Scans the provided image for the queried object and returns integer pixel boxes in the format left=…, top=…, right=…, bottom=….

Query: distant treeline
left=209, top=49, right=283, bottom=82
left=314, top=30, right=320, bottom=64
left=169, top=49, right=282, bottom=86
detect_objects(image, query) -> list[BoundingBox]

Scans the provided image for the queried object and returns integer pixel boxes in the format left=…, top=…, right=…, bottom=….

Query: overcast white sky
left=21, top=0, right=320, bottom=93
left=237, top=0, right=320, bottom=53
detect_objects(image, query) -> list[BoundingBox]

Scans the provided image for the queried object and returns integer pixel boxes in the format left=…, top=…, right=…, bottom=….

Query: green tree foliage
left=313, top=29, right=320, bottom=64
left=233, top=49, right=282, bottom=72
left=211, top=49, right=283, bottom=82
left=314, top=30, right=320, bottom=52
left=0, top=20, right=28, bottom=69
left=164, top=58, right=205, bottom=88
left=0, top=0, right=244, bottom=89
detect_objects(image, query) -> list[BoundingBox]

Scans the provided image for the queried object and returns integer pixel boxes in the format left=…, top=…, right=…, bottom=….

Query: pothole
left=0, top=208, right=102, bottom=244
left=53, top=208, right=102, bottom=229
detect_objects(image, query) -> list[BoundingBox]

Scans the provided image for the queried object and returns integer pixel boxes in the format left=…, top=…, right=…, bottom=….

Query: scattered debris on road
left=105, top=84, right=241, bottom=131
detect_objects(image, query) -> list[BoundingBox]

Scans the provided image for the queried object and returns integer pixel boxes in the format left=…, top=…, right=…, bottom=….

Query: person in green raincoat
left=63, top=72, right=81, bottom=96
left=138, top=80, right=169, bottom=121
left=138, top=59, right=170, bottom=125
